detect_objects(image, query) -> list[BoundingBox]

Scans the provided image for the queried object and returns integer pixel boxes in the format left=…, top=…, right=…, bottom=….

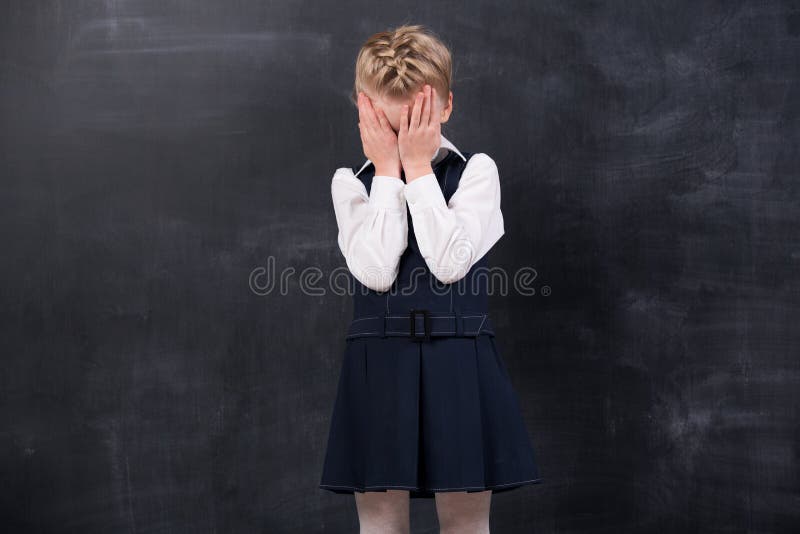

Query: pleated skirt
left=318, top=334, right=543, bottom=499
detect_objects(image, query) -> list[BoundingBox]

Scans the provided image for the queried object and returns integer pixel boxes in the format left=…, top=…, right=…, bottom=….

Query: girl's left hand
left=398, top=84, right=441, bottom=182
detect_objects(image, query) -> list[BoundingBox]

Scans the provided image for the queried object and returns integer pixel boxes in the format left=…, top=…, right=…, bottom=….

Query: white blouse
left=330, top=133, right=505, bottom=292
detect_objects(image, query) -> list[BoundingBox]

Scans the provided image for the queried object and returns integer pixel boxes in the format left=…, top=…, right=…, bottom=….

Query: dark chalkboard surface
left=1, top=1, right=798, bottom=532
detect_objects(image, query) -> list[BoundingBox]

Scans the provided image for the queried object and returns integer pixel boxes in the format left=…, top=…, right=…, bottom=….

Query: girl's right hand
left=357, top=92, right=402, bottom=178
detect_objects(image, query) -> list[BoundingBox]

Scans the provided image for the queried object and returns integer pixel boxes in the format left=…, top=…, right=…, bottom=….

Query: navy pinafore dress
left=319, top=150, right=543, bottom=499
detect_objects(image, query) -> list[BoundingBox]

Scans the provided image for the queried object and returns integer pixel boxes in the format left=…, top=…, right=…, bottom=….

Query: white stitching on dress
left=346, top=331, right=495, bottom=338
left=320, top=478, right=543, bottom=491
left=348, top=314, right=491, bottom=337
left=352, top=314, right=484, bottom=320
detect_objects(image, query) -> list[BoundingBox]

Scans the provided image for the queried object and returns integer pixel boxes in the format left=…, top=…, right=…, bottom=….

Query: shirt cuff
left=370, top=175, right=406, bottom=209
left=403, top=173, right=447, bottom=214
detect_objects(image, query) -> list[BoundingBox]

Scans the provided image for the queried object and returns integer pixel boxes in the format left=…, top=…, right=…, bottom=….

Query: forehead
left=364, top=91, right=415, bottom=110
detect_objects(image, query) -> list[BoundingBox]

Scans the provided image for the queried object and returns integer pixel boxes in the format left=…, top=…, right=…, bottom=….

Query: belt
left=345, top=309, right=495, bottom=342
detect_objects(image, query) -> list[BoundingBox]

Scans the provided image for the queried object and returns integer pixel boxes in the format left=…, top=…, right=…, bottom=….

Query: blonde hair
left=350, top=24, right=452, bottom=109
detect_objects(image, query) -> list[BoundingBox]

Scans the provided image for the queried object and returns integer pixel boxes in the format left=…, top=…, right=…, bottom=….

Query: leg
left=354, top=489, right=410, bottom=534
left=434, top=490, right=492, bottom=534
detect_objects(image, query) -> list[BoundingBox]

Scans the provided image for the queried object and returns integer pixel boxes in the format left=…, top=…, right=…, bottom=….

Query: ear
left=439, top=91, right=454, bottom=124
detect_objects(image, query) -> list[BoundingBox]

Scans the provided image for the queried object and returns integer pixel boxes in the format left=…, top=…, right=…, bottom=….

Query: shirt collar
left=354, top=133, right=466, bottom=177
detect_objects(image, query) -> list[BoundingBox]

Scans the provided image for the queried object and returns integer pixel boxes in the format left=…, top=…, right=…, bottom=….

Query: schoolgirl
left=319, top=24, right=542, bottom=533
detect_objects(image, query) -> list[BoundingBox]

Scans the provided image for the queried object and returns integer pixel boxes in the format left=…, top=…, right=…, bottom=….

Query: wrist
left=374, top=163, right=402, bottom=178
left=403, top=162, right=433, bottom=182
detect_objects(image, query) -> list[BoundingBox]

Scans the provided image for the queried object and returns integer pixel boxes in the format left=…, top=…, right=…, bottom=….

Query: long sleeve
left=403, top=153, right=505, bottom=284
left=331, top=167, right=408, bottom=292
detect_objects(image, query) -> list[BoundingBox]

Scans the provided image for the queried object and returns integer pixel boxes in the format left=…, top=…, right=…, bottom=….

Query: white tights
left=353, top=489, right=492, bottom=534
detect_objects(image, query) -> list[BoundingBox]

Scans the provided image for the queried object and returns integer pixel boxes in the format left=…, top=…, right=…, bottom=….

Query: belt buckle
left=409, top=308, right=431, bottom=342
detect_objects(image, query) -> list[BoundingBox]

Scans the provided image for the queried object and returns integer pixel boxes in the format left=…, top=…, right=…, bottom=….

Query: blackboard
left=1, top=1, right=798, bottom=532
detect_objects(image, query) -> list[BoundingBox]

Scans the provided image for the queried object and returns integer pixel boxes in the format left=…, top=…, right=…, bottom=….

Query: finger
left=358, top=94, right=370, bottom=137
left=410, top=90, right=423, bottom=130
left=399, top=104, right=409, bottom=138
left=360, top=93, right=379, bottom=131
left=376, top=108, right=391, bottom=133
left=357, top=97, right=370, bottom=148
left=421, top=85, right=431, bottom=127
left=360, top=96, right=379, bottom=146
